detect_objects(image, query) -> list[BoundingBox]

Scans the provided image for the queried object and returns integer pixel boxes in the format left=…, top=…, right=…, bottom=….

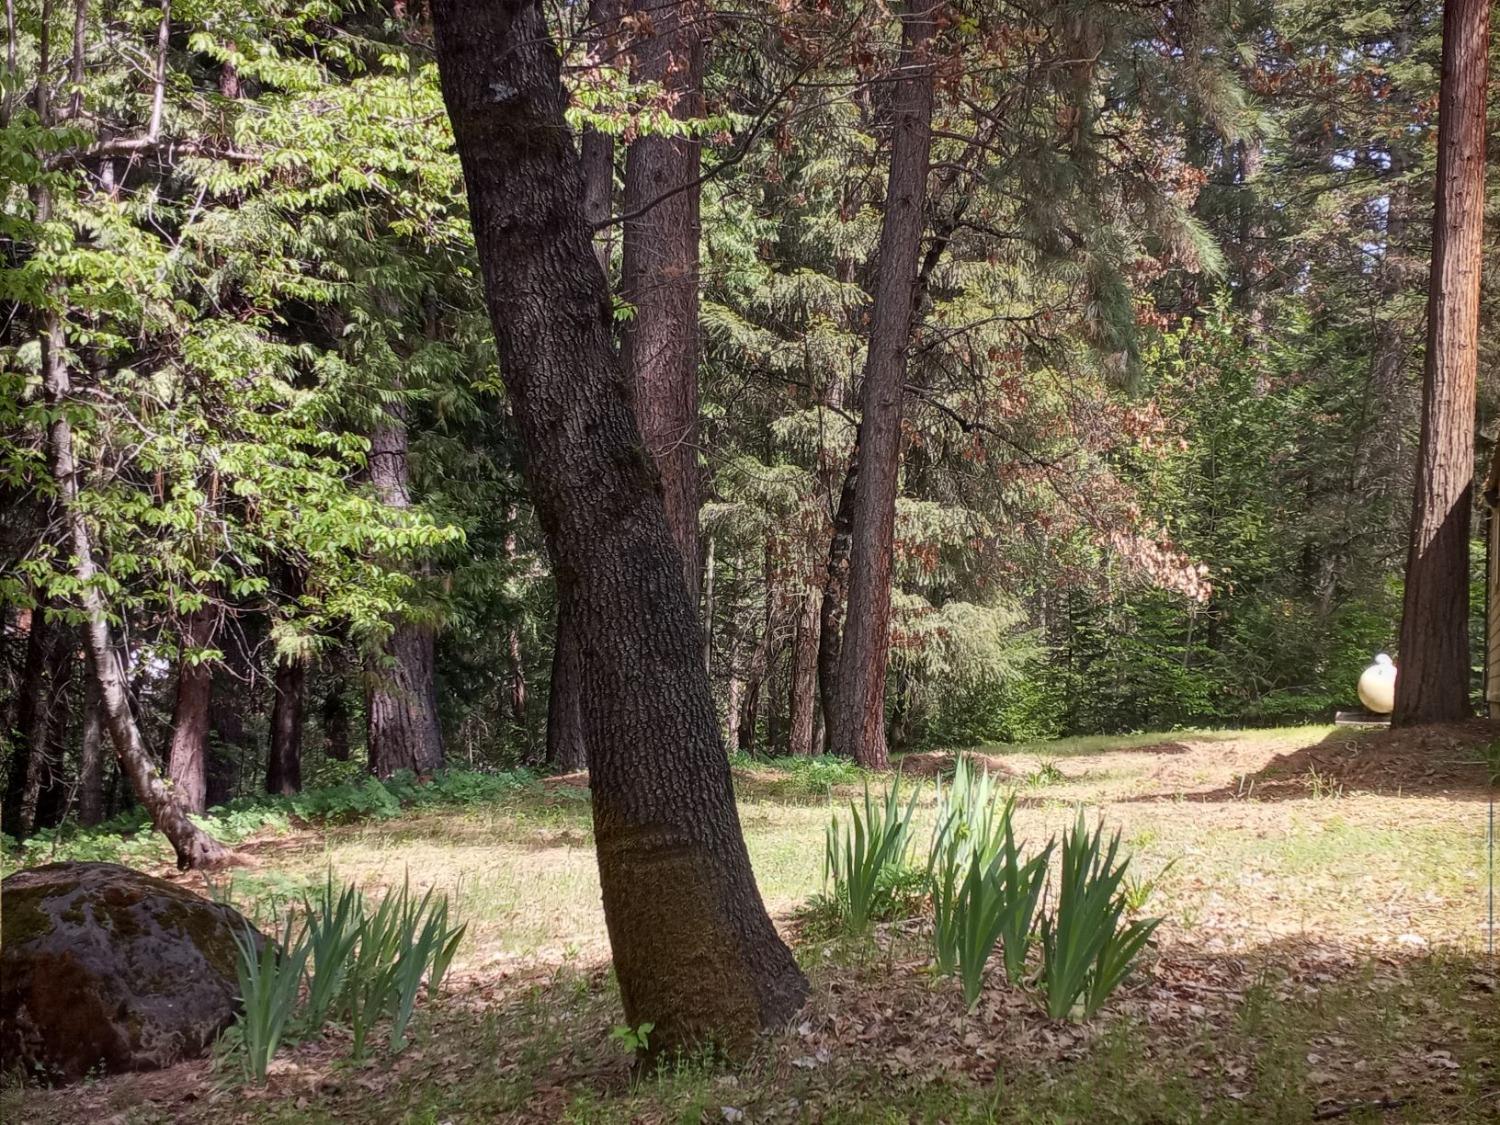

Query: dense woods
left=1, top=0, right=1497, bottom=1086
left=5, top=0, right=1495, bottom=813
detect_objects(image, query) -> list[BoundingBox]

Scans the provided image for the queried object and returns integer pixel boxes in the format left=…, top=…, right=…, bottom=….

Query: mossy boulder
left=1, top=861, right=264, bottom=1083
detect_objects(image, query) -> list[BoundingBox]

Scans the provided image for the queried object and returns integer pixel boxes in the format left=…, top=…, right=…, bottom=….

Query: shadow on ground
left=8, top=926, right=1495, bottom=1125
left=1129, top=721, right=1497, bottom=805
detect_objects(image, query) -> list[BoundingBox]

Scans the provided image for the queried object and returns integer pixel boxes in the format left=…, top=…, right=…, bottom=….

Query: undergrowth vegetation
left=820, top=760, right=1162, bottom=1019
left=218, top=875, right=466, bottom=1081
left=0, top=769, right=536, bottom=873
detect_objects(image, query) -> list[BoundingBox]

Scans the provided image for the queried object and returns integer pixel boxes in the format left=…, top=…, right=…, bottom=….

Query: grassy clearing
left=4, top=723, right=1497, bottom=1123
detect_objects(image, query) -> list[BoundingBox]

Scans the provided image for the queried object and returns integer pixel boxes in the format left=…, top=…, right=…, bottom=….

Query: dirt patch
left=541, top=770, right=590, bottom=790
left=1185, top=721, right=1497, bottom=801
left=893, top=750, right=1019, bottom=780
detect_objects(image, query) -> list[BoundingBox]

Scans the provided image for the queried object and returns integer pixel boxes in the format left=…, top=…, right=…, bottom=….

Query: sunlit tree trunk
left=832, top=0, right=937, bottom=768
left=430, top=0, right=808, bottom=1053
left=1393, top=0, right=1489, bottom=726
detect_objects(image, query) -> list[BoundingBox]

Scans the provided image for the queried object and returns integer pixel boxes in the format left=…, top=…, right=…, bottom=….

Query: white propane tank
left=1357, top=653, right=1396, bottom=715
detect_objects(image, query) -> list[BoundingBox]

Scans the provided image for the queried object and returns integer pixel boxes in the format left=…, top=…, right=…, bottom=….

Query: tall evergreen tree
left=832, top=0, right=938, bottom=768
left=1393, top=0, right=1490, bottom=725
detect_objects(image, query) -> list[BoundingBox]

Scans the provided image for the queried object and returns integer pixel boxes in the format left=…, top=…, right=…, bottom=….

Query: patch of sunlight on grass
left=971, top=724, right=1337, bottom=759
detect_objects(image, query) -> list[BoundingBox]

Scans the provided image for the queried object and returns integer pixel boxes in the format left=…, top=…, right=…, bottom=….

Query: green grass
left=4, top=725, right=1495, bottom=1124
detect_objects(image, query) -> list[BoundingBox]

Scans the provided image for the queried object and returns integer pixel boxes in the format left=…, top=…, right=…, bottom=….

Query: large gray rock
left=1, top=861, right=263, bottom=1082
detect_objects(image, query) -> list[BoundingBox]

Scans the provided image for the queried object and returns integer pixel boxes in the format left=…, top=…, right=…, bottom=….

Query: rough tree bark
left=1393, top=0, right=1489, bottom=726
left=366, top=398, right=445, bottom=776
left=166, top=604, right=215, bottom=814
left=429, top=0, right=807, bottom=1053
left=546, top=600, right=589, bottom=771
left=545, top=0, right=619, bottom=775
left=831, top=0, right=937, bottom=768
left=620, top=0, right=704, bottom=601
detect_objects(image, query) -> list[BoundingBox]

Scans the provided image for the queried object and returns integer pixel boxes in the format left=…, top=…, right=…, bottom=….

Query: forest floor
left=5, top=723, right=1498, bottom=1124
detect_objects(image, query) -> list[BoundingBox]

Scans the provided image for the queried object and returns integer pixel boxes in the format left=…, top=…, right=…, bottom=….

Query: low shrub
left=3, top=768, right=538, bottom=872
left=222, top=874, right=466, bottom=1078
left=1038, top=811, right=1161, bottom=1020
left=823, top=779, right=920, bottom=932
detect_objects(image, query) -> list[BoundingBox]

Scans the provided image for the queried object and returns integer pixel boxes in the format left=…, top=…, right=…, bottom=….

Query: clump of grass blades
left=928, top=763, right=1052, bottom=1007
left=230, top=914, right=311, bottom=1082
left=1039, top=811, right=1160, bottom=1021
left=300, top=873, right=363, bottom=1030
left=824, top=778, right=920, bottom=932
left=225, top=874, right=466, bottom=1078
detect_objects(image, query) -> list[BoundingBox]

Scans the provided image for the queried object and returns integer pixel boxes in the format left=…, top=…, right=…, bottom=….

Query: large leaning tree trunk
left=366, top=397, right=445, bottom=776
left=166, top=603, right=215, bottom=814
left=39, top=294, right=232, bottom=870
left=620, top=0, right=704, bottom=601
left=830, top=0, right=937, bottom=768
left=1393, top=0, right=1490, bottom=726
left=429, top=0, right=808, bottom=1055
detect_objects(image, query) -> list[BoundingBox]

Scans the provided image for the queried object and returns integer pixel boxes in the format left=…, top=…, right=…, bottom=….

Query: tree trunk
left=167, top=604, right=215, bottom=814
left=34, top=645, right=73, bottom=831
left=1393, top=0, right=1489, bottom=726
left=581, top=0, right=618, bottom=272
left=546, top=598, right=589, bottom=771
left=367, top=400, right=445, bottom=776
left=208, top=626, right=255, bottom=805
left=817, top=455, right=857, bottom=753
left=78, top=654, right=105, bottom=826
left=321, top=646, right=351, bottom=761
left=5, top=605, right=71, bottom=837
left=267, top=654, right=305, bottom=795
left=3, top=605, right=49, bottom=838
left=265, top=563, right=306, bottom=795
left=620, top=0, right=704, bottom=602
left=40, top=295, right=231, bottom=869
left=505, top=520, right=528, bottom=733
left=545, top=0, right=619, bottom=774
left=429, top=0, right=808, bottom=1053
left=831, top=0, right=936, bottom=768
left=787, top=586, right=821, bottom=756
